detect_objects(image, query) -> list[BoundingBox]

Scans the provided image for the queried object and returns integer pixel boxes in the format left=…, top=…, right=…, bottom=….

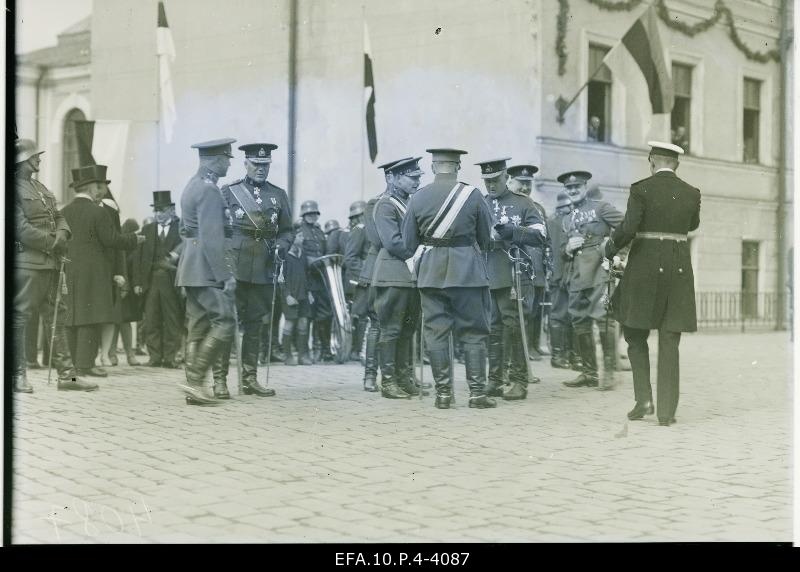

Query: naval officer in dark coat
left=218, top=143, right=293, bottom=399
left=175, top=138, right=237, bottom=405
left=373, top=157, right=424, bottom=399
left=605, top=141, right=701, bottom=426
left=401, top=148, right=495, bottom=410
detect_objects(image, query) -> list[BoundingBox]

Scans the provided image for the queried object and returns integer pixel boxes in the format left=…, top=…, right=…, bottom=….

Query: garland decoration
left=556, top=0, right=780, bottom=76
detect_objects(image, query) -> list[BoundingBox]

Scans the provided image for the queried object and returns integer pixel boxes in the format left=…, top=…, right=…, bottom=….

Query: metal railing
left=696, top=291, right=788, bottom=331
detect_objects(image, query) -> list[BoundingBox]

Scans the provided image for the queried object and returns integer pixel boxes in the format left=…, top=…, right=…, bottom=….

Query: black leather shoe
left=468, top=395, right=497, bottom=409
left=485, top=382, right=505, bottom=397
left=363, top=377, right=378, bottom=392
left=627, top=401, right=655, bottom=420
left=78, top=367, right=108, bottom=378
left=434, top=395, right=452, bottom=409
left=243, top=382, right=276, bottom=397
left=563, top=374, right=597, bottom=388
left=58, top=377, right=99, bottom=392
left=213, top=381, right=231, bottom=399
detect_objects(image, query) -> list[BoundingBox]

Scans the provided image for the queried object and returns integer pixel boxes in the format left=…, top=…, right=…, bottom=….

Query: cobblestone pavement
left=10, top=332, right=792, bottom=544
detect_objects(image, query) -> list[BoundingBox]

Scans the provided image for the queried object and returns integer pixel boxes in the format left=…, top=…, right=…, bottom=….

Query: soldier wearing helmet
left=344, top=200, right=369, bottom=362
left=546, top=190, right=576, bottom=370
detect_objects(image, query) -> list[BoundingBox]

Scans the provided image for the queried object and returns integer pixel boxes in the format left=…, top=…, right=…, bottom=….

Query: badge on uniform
left=235, top=207, right=245, bottom=219
left=510, top=215, right=522, bottom=225
left=270, top=197, right=277, bottom=206
left=270, top=212, right=278, bottom=224
left=256, top=198, right=263, bottom=205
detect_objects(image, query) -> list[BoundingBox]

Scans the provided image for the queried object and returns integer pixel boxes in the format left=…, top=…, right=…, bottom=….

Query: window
left=741, top=240, right=760, bottom=318
left=587, top=44, right=611, bottom=143
left=671, top=63, right=692, bottom=153
left=62, top=109, right=91, bottom=203
left=743, top=78, right=761, bottom=163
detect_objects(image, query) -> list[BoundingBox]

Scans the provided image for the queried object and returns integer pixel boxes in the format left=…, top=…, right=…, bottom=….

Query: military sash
left=405, top=182, right=476, bottom=275
left=228, top=182, right=266, bottom=231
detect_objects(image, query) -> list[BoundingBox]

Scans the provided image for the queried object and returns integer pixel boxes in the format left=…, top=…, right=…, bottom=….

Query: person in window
left=587, top=116, right=601, bottom=142
left=672, top=126, right=689, bottom=152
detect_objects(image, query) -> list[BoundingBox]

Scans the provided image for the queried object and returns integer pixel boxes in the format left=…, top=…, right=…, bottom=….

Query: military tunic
left=345, top=220, right=369, bottom=318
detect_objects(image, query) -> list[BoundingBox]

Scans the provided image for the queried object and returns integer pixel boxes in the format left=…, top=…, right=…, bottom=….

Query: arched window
left=62, top=108, right=94, bottom=202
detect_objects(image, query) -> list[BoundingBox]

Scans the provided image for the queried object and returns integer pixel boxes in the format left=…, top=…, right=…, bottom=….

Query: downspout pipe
left=287, top=0, right=298, bottom=211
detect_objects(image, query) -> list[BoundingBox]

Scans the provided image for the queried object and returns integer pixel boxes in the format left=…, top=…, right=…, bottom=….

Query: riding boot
left=527, top=317, right=543, bottom=361
left=282, top=327, right=297, bottom=366
left=318, top=319, right=335, bottom=362
left=530, top=309, right=549, bottom=356
left=464, top=343, right=496, bottom=408
left=504, top=332, right=529, bottom=400
left=350, top=316, right=366, bottom=362
left=241, top=332, right=275, bottom=397
left=486, top=330, right=505, bottom=397
left=258, top=322, right=269, bottom=365
left=394, top=335, right=424, bottom=396
left=563, top=331, right=599, bottom=388
left=296, top=323, right=314, bottom=365
left=363, top=323, right=380, bottom=392
left=379, top=339, right=410, bottom=399
left=211, top=340, right=231, bottom=399
left=429, top=348, right=453, bottom=409
left=12, top=325, right=33, bottom=393
left=569, top=329, right=583, bottom=371
left=180, top=336, right=225, bottom=404
left=598, top=328, right=617, bottom=391
left=549, top=325, right=570, bottom=369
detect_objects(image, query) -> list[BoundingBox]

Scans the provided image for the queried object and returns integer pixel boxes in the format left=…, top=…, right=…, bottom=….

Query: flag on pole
left=363, top=20, right=378, bottom=163
left=602, top=6, right=674, bottom=141
left=157, top=1, right=177, bottom=143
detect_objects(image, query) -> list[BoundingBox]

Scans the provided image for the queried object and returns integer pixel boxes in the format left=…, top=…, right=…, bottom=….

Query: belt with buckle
left=636, top=232, right=688, bottom=242
left=235, top=227, right=277, bottom=241
left=421, top=236, right=474, bottom=247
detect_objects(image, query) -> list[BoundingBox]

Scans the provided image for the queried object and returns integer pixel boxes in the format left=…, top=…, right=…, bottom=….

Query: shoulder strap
left=425, top=183, right=475, bottom=239
left=387, top=196, right=407, bottom=217
left=228, top=182, right=263, bottom=230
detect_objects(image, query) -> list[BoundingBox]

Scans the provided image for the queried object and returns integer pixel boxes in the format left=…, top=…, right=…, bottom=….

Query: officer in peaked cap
left=547, top=190, right=576, bottom=370
left=357, top=158, right=411, bottom=391
left=401, top=148, right=497, bottom=409
left=372, top=157, right=426, bottom=399
left=507, top=164, right=551, bottom=362
left=175, top=138, right=238, bottom=405
left=215, top=143, right=293, bottom=399
left=344, top=200, right=369, bottom=362
left=477, top=157, right=546, bottom=401
left=605, top=141, right=700, bottom=426
left=297, top=198, right=335, bottom=363
left=558, top=169, right=624, bottom=391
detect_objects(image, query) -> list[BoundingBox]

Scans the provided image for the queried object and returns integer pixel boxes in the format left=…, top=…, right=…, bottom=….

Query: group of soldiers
left=13, top=134, right=701, bottom=426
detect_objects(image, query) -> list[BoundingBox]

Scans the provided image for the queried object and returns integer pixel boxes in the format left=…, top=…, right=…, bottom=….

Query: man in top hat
left=216, top=143, right=293, bottom=399
left=61, top=164, right=143, bottom=380
left=402, top=148, right=496, bottom=409
left=132, top=190, right=184, bottom=368
left=546, top=191, right=577, bottom=370
left=373, top=157, right=426, bottom=399
left=477, top=158, right=546, bottom=401
left=558, top=170, right=624, bottom=390
left=344, top=200, right=369, bottom=362
left=176, top=138, right=238, bottom=405
left=296, top=199, right=334, bottom=363
left=12, top=139, right=96, bottom=392
left=357, top=159, right=406, bottom=391
left=605, top=141, right=700, bottom=426
left=507, top=164, right=551, bottom=362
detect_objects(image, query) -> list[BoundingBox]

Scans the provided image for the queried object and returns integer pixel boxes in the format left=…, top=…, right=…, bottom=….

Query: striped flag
left=363, top=21, right=378, bottom=163
left=157, top=1, right=177, bottom=143
left=603, top=6, right=673, bottom=142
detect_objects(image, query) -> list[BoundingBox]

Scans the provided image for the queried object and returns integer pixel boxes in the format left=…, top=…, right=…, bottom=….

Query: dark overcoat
left=373, top=192, right=416, bottom=288
left=60, top=196, right=138, bottom=325
left=606, top=170, right=701, bottom=332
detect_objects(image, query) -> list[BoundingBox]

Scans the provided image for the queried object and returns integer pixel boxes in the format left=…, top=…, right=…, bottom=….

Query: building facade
left=16, top=0, right=793, bottom=319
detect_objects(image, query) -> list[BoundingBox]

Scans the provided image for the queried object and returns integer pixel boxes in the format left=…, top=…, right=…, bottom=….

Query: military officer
left=401, top=148, right=496, bottom=409
left=217, top=143, right=293, bottom=399
left=344, top=200, right=368, bottom=363
left=12, top=139, right=97, bottom=393
left=297, top=200, right=334, bottom=362
left=358, top=159, right=408, bottom=391
left=373, top=157, right=425, bottom=399
left=478, top=158, right=546, bottom=401
left=605, top=142, right=700, bottom=426
left=176, top=138, right=238, bottom=406
left=507, top=164, right=550, bottom=361
left=546, top=191, right=575, bottom=369
left=559, top=171, right=624, bottom=389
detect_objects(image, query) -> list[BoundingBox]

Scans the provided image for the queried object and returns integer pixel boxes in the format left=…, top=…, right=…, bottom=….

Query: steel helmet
left=300, top=200, right=320, bottom=216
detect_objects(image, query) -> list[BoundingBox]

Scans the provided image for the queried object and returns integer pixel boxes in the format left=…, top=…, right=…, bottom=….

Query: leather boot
left=429, top=348, right=453, bottom=409
left=563, top=331, right=599, bottom=388
left=211, top=340, right=232, bottom=399
left=464, top=344, right=496, bottom=409
left=296, top=324, right=314, bottom=365
left=363, top=323, right=380, bottom=392
left=598, top=329, right=617, bottom=391
left=318, top=319, right=335, bottom=362
left=486, top=331, right=505, bottom=397
left=180, top=336, right=224, bottom=405
left=569, top=330, right=583, bottom=371
left=282, top=328, right=297, bottom=366
left=350, top=316, right=366, bottom=362
left=504, top=334, right=529, bottom=400
left=379, top=340, right=410, bottom=399
left=527, top=318, right=543, bottom=361
left=549, top=326, right=570, bottom=369
left=12, top=325, right=34, bottom=393
left=241, top=333, right=275, bottom=397
left=395, top=335, right=425, bottom=396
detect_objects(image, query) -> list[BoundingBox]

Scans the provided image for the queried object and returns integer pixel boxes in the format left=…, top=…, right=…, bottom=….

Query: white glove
left=566, top=236, right=585, bottom=254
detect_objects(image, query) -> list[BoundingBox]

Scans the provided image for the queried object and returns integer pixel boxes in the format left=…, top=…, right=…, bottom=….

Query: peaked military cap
left=151, top=190, right=175, bottom=208
left=191, top=138, right=236, bottom=157
left=387, top=156, right=424, bottom=177
left=556, top=191, right=571, bottom=208
left=70, top=164, right=111, bottom=188
left=647, top=140, right=685, bottom=159
left=475, top=157, right=511, bottom=179
left=240, top=143, right=277, bottom=164
left=15, top=138, right=45, bottom=163
left=507, top=164, right=539, bottom=180
left=426, top=148, right=468, bottom=162
left=378, top=157, right=412, bottom=171
left=349, top=200, right=367, bottom=218
left=557, top=170, right=592, bottom=187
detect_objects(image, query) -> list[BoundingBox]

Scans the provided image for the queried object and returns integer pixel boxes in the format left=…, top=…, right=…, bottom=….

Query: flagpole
left=360, top=4, right=366, bottom=201
left=555, top=57, right=611, bottom=125
left=156, top=47, right=161, bottom=189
